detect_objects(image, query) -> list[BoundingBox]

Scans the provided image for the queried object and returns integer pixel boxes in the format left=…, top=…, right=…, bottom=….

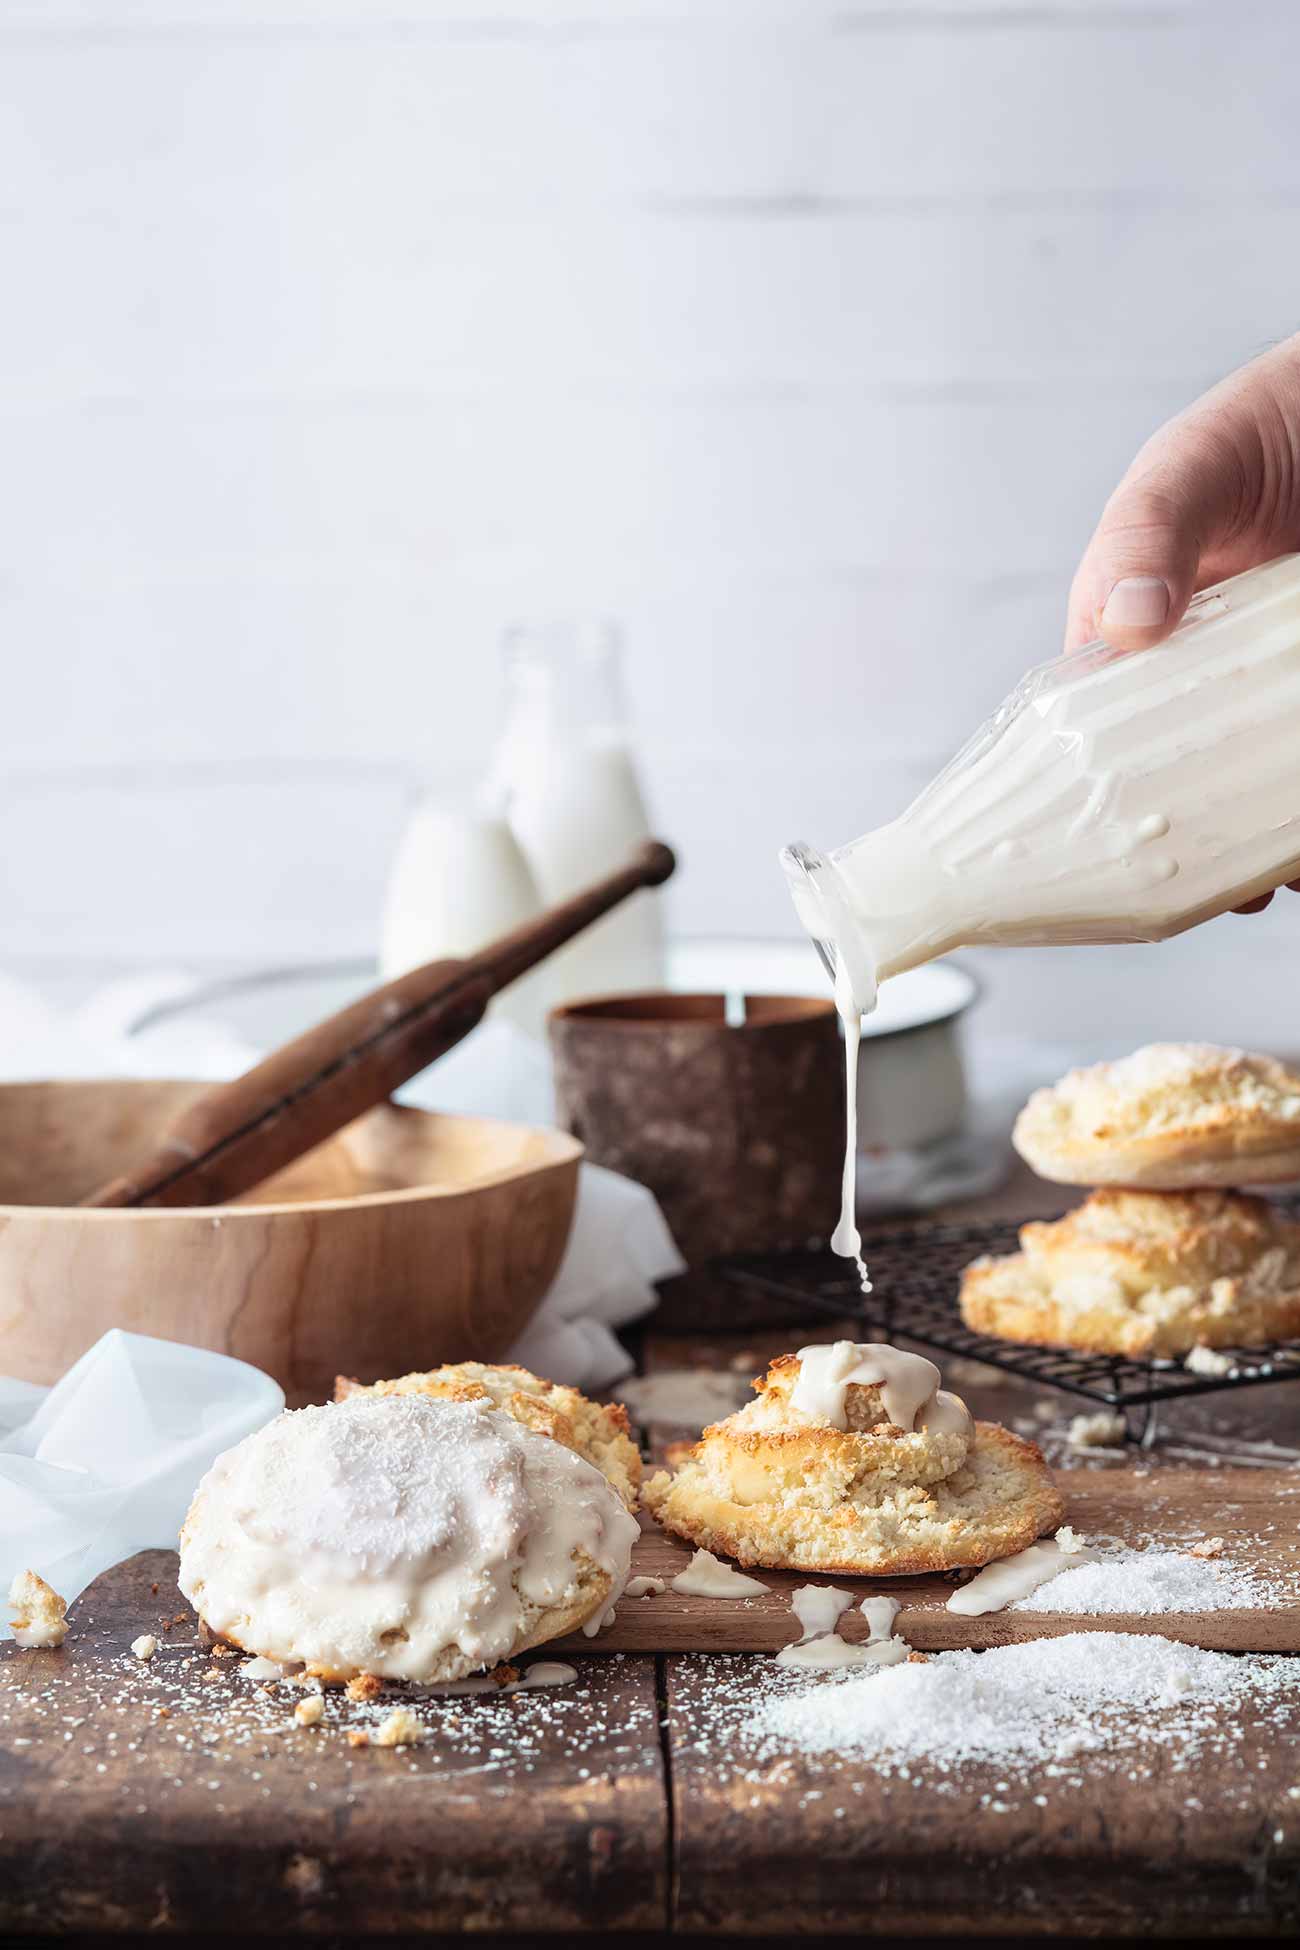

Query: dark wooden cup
left=548, top=992, right=842, bottom=1323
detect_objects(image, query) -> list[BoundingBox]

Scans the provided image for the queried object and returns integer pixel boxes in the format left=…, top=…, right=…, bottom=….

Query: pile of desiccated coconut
left=745, top=1631, right=1300, bottom=1779
left=1010, top=1544, right=1284, bottom=1615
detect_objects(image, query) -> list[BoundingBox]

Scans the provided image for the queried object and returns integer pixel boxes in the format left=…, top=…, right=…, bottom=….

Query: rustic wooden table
left=4, top=1165, right=1300, bottom=1940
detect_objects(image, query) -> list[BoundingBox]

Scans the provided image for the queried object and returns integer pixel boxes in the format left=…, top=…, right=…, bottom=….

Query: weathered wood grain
left=0, top=1551, right=667, bottom=1938
left=666, top=1650, right=1300, bottom=1937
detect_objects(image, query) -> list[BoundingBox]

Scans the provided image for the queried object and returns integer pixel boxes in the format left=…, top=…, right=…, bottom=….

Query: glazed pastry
left=179, top=1393, right=638, bottom=1684
left=335, top=1360, right=640, bottom=1510
left=1014, top=1043, right=1300, bottom=1189
left=961, top=1186, right=1300, bottom=1358
left=643, top=1341, right=1062, bottom=1576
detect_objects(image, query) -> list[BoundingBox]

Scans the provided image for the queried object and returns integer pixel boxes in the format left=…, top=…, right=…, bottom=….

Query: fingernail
left=1101, top=576, right=1170, bottom=632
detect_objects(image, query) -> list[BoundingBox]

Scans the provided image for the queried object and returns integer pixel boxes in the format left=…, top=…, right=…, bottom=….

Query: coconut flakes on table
left=747, top=1632, right=1300, bottom=1777
left=0, top=1638, right=657, bottom=1808
left=1008, top=1546, right=1288, bottom=1615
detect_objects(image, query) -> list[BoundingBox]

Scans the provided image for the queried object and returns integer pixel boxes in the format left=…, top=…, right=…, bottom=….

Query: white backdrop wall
left=5, top=0, right=1300, bottom=1027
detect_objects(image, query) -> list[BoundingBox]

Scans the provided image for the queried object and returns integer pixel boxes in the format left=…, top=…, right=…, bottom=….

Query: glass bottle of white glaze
left=783, top=554, right=1300, bottom=1013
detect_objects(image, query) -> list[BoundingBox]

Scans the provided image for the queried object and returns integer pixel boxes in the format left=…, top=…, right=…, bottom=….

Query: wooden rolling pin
left=83, top=839, right=676, bottom=1209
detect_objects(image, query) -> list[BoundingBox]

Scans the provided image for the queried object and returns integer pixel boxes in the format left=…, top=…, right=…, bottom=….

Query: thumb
left=1064, top=336, right=1300, bottom=653
left=1065, top=438, right=1233, bottom=654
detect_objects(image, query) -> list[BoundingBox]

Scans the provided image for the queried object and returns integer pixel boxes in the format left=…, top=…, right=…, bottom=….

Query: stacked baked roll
left=961, top=1043, right=1300, bottom=1357
left=644, top=1340, right=1062, bottom=1574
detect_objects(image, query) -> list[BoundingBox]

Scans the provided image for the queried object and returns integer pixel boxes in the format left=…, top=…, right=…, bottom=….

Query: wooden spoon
left=83, top=839, right=676, bottom=1209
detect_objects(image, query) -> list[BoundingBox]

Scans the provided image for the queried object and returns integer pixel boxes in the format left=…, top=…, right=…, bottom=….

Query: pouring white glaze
left=791, top=1340, right=972, bottom=1442
left=786, top=556, right=1300, bottom=1018
left=787, top=558, right=1300, bottom=1293
left=831, top=959, right=872, bottom=1292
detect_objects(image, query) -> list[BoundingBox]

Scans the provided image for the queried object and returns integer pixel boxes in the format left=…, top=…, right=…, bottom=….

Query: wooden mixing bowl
left=0, top=1080, right=582, bottom=1405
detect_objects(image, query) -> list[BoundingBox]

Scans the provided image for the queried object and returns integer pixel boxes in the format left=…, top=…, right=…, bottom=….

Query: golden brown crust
left=641, top=1346, right=1062, bottom=1576
left=1013, top=1043, right=1300, bottom=1189
left=333, top=1360, right=641, bottom=1509
left=961, top=1186, right=1300, bottom=1357
left=644, top=1422, right=1062, bottom=1576
left=345, top=1672, right=385, bottom=1703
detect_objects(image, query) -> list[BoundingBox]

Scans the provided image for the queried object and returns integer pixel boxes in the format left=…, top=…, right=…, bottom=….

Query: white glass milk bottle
left=784, top=554, right=1300, bottom=1014
left=488, top=619, right=665, bottom=1003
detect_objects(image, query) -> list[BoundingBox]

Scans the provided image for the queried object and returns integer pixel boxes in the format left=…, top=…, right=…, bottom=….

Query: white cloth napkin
left=1, top=1329, right=283, bottom=1631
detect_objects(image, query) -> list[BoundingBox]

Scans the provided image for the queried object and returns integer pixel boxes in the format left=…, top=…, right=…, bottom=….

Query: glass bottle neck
left=500, top=618, right=627, bottom=740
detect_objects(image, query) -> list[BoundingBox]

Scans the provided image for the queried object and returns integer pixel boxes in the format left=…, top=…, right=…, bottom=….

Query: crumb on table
left=8, top=1571, right=69, bottom=1649
left=373, top=1706, right=424, bottom=1748
left=1067, top=1410, right=1127, bottom=1450
left=345, top=1672, right=385, bottom=1703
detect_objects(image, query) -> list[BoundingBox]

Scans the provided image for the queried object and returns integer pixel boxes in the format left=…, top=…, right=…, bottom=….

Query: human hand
left=1066, top=335, right=1300, bottom=914
left=1065, top=333, right=1300, bottom=656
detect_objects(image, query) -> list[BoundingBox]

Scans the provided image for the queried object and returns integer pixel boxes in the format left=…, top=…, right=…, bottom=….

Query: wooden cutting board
left=5, top=1540, right=1300, bottom=1937
left=555, top=1466, right=1300, bottom=1655
left=0, top=1550, right=666, bottom=1938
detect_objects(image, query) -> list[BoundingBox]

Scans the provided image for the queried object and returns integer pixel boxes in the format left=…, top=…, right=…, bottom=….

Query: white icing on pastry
left=791, top=1341, right=972, bottom=1441
left=178, top=1394, right=638, bottom=1683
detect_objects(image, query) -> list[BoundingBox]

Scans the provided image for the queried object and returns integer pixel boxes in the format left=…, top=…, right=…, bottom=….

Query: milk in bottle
left=489, top=620, right=665, bottom=1003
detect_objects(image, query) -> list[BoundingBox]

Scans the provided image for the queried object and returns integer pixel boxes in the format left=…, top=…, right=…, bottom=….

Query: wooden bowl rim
left=0, top=1080, right=584, bottom=1221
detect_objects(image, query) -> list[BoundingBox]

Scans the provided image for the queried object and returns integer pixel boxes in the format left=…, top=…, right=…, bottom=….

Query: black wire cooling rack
left=715, top=1212, right=1300, bottom=1434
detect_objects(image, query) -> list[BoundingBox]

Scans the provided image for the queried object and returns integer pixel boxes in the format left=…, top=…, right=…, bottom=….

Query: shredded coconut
left=750, top=1631, right=1300, bottom=1774
left=1009, top=1546, right=1281, bottom=1615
